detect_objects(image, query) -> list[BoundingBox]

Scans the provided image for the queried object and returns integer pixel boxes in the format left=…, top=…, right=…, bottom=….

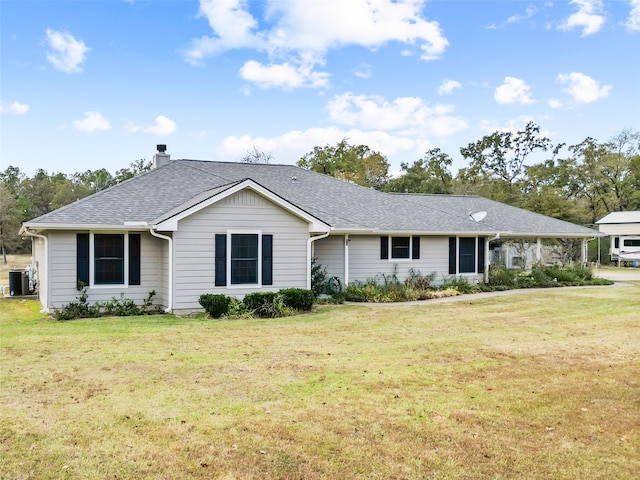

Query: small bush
left=243, top=292, right=296, bottom=318
left=311, top=258, right=328, bottom=296
left=488, top=266, right=518, bottom=287
left=279, top=288, right=315, bottom=311
left=441, top=276, right=480, bottom=294
left=405, top=269, right=435, bottom=290
left=103, top=294, right=146, bottom=316
left=199, top=293, right=233, bottom=318
left=53, top=283, right=101, bottom=320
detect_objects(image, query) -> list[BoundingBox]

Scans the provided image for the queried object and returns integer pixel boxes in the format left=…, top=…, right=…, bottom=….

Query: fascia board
left=20, top=223, right=142, bottom=232
left=154, top=179, right=331, bottom=233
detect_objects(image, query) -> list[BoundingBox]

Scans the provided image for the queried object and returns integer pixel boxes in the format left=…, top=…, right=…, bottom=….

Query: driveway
left=594, top=268, right=640, bottom=282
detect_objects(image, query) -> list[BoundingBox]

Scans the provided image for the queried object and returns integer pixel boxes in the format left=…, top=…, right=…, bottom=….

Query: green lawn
left=1, top=284, right=639, bottom=479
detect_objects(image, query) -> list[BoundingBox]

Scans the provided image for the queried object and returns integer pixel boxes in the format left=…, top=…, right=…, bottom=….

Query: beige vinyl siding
left=172, top=190, right=309, bottom=311
left=347, top=235, right=451, bottom=286
left=47, top=231, right=165, bottom=309
left=313, top=235, right=345, bottom=284
left=599, top=224, right=640, bottom=235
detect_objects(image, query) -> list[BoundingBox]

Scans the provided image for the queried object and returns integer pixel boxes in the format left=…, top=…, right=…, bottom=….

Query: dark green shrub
left=199, top=293, right=233, bottom=318
left=279, top=288, right=315, bottom=311
left=103, top=294, right=145, bottom=316
left=53, top=283, right=101, bottom=320
left=311, top=258, right=328, bottom=296
left=243, top=292, right=294, bottom=318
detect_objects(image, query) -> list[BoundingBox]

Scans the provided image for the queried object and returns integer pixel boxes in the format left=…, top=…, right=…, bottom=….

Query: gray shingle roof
left=26, top=159, right=600, bottom=237
left=596, top=211, right=640, bottom=224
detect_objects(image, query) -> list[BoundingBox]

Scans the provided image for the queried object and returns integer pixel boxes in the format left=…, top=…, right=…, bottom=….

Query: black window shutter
left=129, top=234, right=141, bottom=285
left=477, top=237, right=485, bottom=274
left=380, top=236, right=389, bottom=259
left=262, top=234, right=273, bottom=285
left=215, top=234, right=227, bottom=286
left=448, top=237, right=457, bottom=274
left=77, top=233, right=89, bottom=285
left=412, top=236, right=420, bottom=260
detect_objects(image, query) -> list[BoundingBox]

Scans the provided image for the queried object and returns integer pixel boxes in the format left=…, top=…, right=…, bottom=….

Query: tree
left=0, top=184, right=22, bottom=263
left=459, top=122, right=553, bottom=198
left=297, top=138, right=389, bottom=189
left=240, top=146, right=273, bottom=164
left=386, top=148, right=453, bottom=194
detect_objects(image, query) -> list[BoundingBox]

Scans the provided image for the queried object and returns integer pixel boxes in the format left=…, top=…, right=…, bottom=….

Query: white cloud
left=143, top=115, right=177, bottom=136
left=558, top=0, right=606, bottom=36
left=354, top=63, right=372, bottom=79
left=627, top=0, right=640, bottom=30
left=438, top=79, right=462, bottom=95
left=185, top=0, right=449, bottom=88
left=72, top=112, right=111, bottom=132
left=219, top=126, right=419, bottom=163
left=557, top=72, right=612, bottom=103
left=45, top=28, right=90, bottom=73
left=548, top=99, right=563, bottom=109
left=494, top=77, right=535, bottom=105
left=507, top=6, right=536, bottom=23
left=0, top=100, right=30, bottom=115
left=239, top=59, right=329, bottom=89
left=326, top=92, right=467, bottom=137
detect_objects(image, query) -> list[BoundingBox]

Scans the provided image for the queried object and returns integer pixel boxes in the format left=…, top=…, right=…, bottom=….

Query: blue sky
left=1, top=0, right=639, bottom=176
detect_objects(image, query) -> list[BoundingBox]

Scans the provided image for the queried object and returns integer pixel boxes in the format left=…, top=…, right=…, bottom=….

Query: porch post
left=536, top=237, right=542, bottom=264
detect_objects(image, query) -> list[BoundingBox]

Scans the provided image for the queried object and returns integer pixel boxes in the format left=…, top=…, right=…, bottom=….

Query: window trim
left=226, top=230, right=262, bottom=288
left=88, top=232, right=131, bottom=288
left=383, top=235, right=419, bottom=261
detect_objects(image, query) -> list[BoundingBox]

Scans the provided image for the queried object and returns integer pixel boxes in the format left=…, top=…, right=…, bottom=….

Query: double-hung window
left=77, top=233, right=141, bottom=286
left=380, top=236, right=420, bottom=260
left=215, top=232, right=273, bottom=287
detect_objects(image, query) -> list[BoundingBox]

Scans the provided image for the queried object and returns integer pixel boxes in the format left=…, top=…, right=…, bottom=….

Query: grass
left=1, top=284, right=639, bottom=479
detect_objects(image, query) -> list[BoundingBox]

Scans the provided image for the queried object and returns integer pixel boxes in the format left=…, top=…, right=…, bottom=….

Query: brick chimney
left=153, top=144, right=170, bottom=169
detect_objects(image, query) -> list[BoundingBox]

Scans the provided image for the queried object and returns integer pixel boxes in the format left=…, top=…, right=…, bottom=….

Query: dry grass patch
left=1, top=284, right=639, bottom=479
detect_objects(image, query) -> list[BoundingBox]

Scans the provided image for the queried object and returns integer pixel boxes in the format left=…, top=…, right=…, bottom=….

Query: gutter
left=148, top=228, right=173, bottom=313
left=19, top=227, right=48, bottom=313
left=307, top=232, right=331, bottom=290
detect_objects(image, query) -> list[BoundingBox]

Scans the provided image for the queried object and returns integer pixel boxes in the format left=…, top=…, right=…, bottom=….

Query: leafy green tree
left=386, top=148, right=453, bottom=194
left=459, top=122, right=553, bottom=202
left=297, top=139, right=389, bottom=189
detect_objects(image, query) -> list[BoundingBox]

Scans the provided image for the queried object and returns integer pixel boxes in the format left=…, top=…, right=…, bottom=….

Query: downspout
left=21, top=227, right=48, bottom=313
left=149, top=228, right=173, bottom=313
left=486, top=233, right=500, bottom=282
left=344, top=234, right=350, bottom=286
left=307, top=232, right=330, bottom=290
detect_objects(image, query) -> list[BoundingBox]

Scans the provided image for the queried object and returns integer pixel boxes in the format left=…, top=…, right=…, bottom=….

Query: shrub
left=488, top=266, right=518, bottom=287
left=243, top=292, right=295, bottom=318
left=199, top=293, right=233, bottom=318
left=405, top=269, right=435, bottom=290
left=311, top=258, right=328, bottom=296
left=53, top=283, right=101, bottom=321
left=103, top=294, right=145, bottom=317
left=279, top=288, right=315, bottom=311
left=441, top=276, right=480, bottom=294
